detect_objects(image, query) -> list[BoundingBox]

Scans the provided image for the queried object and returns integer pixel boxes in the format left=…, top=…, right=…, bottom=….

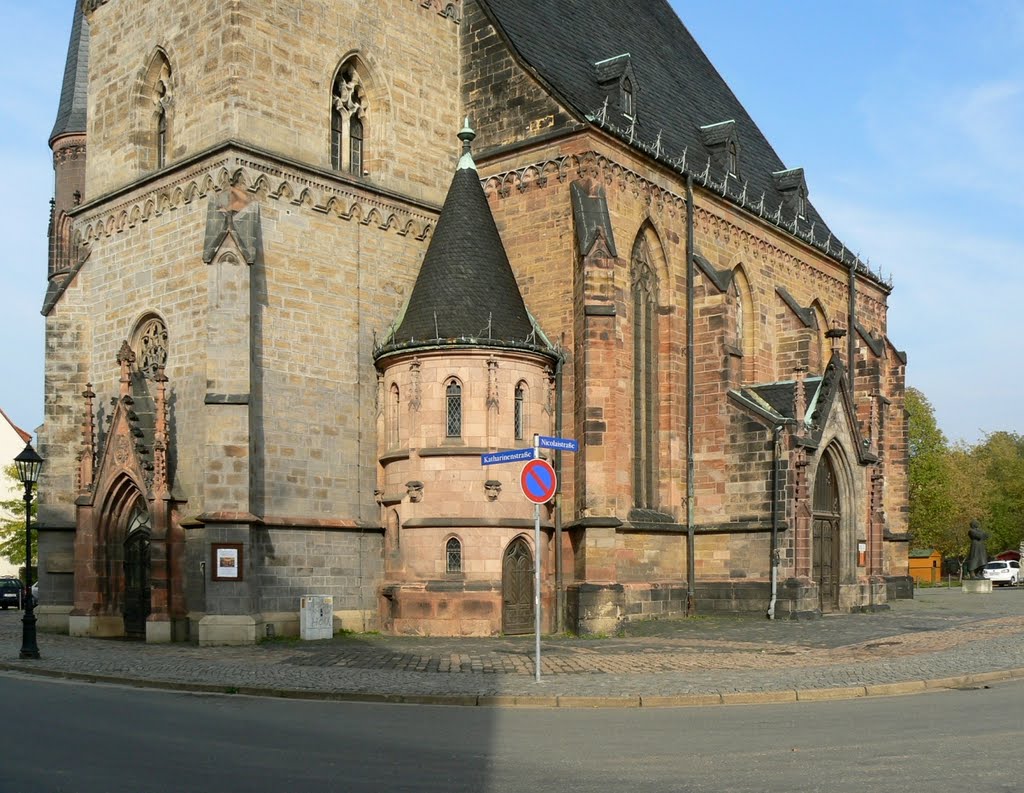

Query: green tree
left=942, top=442, right=988, bottom=566
left=905, top=387, right=953, bottom=549
left=0, top=463, right=36, bottom=568
left=974, top=431, right=1024, bottom=553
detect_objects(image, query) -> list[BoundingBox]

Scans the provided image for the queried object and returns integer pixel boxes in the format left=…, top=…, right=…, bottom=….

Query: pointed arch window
left=446, top=537, right=462, bottom=574
left=389, top=384, right=400, bottom=448
left=731, top=269, right=755, bottom=382
left=127, top=500, right=151, bottom=536
left=446, top=380, right=462, bottom=438
left=514, top=382, right=526, bottom=440
left=632, top=236, right=658, bottom=509
left=133, top=315, right=168, bottom=380
left=332, top=63, right=367, bottom=176
left=142, top=52, right=173, bottom=172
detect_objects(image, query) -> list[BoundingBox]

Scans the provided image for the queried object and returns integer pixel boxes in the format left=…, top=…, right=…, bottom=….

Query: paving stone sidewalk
left=3, top=587, right=1024, bottom=705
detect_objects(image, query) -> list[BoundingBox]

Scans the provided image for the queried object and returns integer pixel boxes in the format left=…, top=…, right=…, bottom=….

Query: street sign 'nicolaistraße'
left=537, top=435, right=579, bottom=452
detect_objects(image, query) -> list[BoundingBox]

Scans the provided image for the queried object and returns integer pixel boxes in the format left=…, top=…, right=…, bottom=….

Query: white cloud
left=815, top=191, right=1022, bottom=443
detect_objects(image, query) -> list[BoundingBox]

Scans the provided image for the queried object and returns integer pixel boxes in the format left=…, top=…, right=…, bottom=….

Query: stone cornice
left=482, top=148, right=888, bottom=312
left=72, top=141, right=439, bottom=247
left=86, top=0, right=460, bottom=21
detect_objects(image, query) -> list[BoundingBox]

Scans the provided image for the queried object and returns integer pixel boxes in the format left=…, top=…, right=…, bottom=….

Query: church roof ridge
left=478, top=0, right=891, bottom=290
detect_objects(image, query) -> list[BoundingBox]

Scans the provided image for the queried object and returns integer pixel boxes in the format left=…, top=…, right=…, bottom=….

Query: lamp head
left=14, top=442, right=44, bottom=486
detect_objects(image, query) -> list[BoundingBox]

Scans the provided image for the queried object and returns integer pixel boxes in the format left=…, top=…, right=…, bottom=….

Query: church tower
left=38, top=0, right=463, bottom=642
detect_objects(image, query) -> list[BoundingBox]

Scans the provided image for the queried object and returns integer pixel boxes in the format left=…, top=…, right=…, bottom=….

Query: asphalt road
left=2, top=673, right=1022, bottom=793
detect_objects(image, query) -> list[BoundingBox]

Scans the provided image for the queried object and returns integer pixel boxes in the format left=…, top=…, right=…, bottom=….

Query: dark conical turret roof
left=50, top=1, right=89, bottom=145
left=376, top=125, right=554, bottom=360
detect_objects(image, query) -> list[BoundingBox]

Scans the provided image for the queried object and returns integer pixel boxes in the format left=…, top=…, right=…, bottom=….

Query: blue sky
left=1, top=2, right=1021, bottom=446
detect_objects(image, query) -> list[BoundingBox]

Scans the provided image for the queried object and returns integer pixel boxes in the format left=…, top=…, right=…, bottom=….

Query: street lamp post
left=14, top=442, right=44, bottom=660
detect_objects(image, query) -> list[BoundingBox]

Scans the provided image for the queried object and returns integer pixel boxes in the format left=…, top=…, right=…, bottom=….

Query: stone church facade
left=36, top=0, right=910, bottom=643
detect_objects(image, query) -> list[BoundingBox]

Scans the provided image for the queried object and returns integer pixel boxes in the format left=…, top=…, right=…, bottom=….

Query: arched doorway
left=502, top=537, right=534, bottom=634
left=812, top=455, right=841, bottom=612
left=122, top=501, right=152, bottom=639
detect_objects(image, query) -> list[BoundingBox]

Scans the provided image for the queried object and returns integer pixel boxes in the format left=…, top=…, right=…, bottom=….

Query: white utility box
left=300, top=595, right=334, bottom=640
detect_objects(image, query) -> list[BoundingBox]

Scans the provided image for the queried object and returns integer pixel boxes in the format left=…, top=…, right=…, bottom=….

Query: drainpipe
left=685, top=174, right=696, bottom=615
left=847, top=261, right=856, bottom=375
left=767, top=423, right=782, bottom=620
left=554, top=343, right=565, bottom=633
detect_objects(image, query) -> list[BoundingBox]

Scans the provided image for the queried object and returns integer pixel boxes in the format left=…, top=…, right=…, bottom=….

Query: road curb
left=5, top=660, right=1024, bottom=708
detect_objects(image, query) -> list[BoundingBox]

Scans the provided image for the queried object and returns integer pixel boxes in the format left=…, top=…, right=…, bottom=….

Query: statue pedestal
left=962, top=579, right=993, bottom=594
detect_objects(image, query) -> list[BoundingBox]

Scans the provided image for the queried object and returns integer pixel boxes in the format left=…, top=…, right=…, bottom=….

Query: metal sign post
left=488, top=438, right=575, bottom=683
left=521, top=440, right=558, bottom=682
left=534, top=439, right=541, bottom=683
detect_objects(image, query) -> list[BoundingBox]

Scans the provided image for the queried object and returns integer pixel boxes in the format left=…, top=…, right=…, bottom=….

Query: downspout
left=767, top=423, right=782, bottom=620
left=554, top=342, right=565, bottom=633
left=685, top=174, right=696, bottom=615
left=847, top=261, right=856, bottom=375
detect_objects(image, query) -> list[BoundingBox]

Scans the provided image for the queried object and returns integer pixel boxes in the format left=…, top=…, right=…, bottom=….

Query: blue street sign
left=537, top=435, right=579, bottom=453
left=481, top=448, right=535, bottom=466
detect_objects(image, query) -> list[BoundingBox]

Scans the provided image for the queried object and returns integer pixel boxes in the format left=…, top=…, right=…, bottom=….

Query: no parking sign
left=520, top=458, right=557, bottom=504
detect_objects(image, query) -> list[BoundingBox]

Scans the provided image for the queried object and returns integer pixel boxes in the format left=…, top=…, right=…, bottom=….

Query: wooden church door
left=123, top=503, right=152, bottom=639
left=812, top=457, right=841, bottom=613
left=502, top=537, right=534, bottom=634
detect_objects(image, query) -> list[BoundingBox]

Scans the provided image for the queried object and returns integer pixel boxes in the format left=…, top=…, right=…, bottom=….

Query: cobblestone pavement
left=3, top=587, right=1024, bottom=704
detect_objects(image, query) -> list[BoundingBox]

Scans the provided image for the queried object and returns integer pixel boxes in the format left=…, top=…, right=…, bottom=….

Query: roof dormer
left=772, top=167, right=809, bottom=218
left=594, top=53, right=637, bottom=119
left=699, top=120, right=740, bottom=176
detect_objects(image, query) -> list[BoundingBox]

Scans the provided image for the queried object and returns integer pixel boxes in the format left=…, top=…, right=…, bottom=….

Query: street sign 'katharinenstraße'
left=480, top=448, right=534, bottom=466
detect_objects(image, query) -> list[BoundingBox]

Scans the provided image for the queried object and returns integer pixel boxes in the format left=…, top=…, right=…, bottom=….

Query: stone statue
left=964, top=521, right=989, bottom=578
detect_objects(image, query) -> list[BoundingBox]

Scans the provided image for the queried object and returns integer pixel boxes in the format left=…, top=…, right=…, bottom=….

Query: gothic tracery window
left=446, top=537, right=462, bottom=574
left=127, top=500, right=151, bottom=536
left=332, top=64, right=367, bottom=175
left=514, top=382, right=526, bottom=440
left=732, top=268, right=755, bottom=382
left=632, top=235, right=658, bottom=509
left=389, top=384, right=400, bottom=448
left=134, top=316, right=168, bottom=379
left=446, top=379, right=462, bottom=438
left=145, top=52, right=173, bottom=171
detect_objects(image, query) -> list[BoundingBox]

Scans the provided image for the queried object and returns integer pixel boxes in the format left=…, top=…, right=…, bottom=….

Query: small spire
left=457, top=117, right=477, bottom=172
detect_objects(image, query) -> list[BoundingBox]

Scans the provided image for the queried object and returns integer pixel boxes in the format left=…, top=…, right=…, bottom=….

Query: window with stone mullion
left=632, top=247, right=658, bottom=510
left=446, top=537, right=462, bottom=574
left=446, top=381, right=462, bottom=438
left=514, top=383, right=525, bottom=440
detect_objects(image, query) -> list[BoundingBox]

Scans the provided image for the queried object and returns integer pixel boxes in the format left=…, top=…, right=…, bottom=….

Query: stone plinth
left=962, top=579, right=993, bottom=594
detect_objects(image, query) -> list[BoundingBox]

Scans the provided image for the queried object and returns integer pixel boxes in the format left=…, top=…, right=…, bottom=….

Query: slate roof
left=729, top=354, right=875, bottom=463
left=479, top=0, right=888, bottom=288
left=50, top=0, right=89, bottom=144
left=746, top=378, right=822, bottom=421
left=376, top=132, right=554, bottom=359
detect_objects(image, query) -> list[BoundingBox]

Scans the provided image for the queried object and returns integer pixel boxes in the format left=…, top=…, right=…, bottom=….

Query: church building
left=35, top=0, right=910, bottom=643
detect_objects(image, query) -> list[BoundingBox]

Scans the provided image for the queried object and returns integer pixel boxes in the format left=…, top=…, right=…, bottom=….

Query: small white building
left=0, top=407, right=32, bottom=578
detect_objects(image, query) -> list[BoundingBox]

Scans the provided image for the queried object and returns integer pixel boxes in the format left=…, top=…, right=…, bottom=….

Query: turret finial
left=457, top=117, right=477, bottom=171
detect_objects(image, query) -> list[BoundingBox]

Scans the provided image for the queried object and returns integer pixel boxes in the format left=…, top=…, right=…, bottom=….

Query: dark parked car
left=0, top=577, right=22, bottom=610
